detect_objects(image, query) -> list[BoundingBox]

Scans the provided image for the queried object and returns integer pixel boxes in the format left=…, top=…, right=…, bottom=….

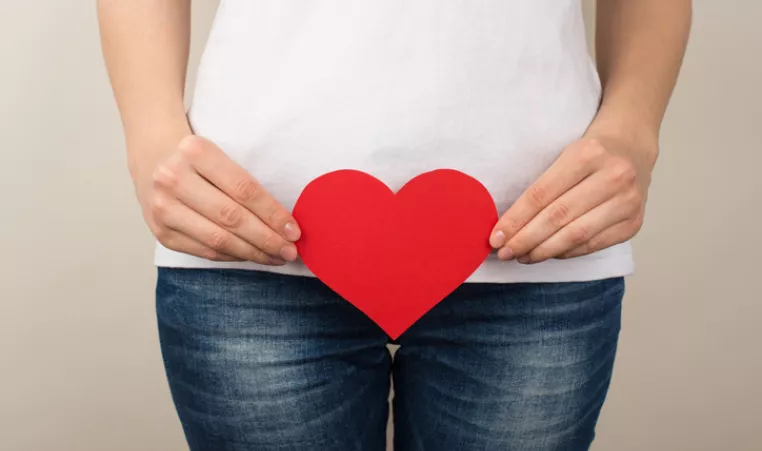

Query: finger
left=157, top=230, right=243, bottom=262
left=497, top=169, right=620, bottom=261
left=156, top=198, right=285, bottom=265
left=490, top=141, right=602, bottom=249
left=559, top=218, right=642, bottom=260
left=523, top=193, right=637, bottom=263
left=172, top=171, right=298, bottom=261
left=178, top=136, right=301, bottom=242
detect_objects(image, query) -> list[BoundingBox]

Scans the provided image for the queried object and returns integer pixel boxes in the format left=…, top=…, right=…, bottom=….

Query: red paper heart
left=293, top=169, right=497, bottom=338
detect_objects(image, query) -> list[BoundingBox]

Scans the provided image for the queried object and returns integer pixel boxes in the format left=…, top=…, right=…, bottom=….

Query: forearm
left=97, top=0, right=192, bottom=176
left=588, top=0, right=692, bottom=160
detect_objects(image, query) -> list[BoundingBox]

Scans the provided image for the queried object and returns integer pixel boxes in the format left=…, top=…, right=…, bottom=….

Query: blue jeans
left=156, top=268, right=624, bottom=451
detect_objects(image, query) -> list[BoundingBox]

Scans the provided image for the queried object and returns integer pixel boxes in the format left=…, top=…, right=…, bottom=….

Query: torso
left=155, top=0, right=634, bottom=282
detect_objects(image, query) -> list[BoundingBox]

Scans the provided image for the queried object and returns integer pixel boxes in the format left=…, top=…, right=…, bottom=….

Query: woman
left=98, top=1, right=691, bottom=450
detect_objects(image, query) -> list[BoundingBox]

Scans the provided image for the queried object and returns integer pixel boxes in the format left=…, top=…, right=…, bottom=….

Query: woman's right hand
left=132, top=135, right=301, bottom=265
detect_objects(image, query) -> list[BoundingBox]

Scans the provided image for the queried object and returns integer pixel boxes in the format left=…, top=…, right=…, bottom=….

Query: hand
left=490, top=133, right=657, bottom=264
left=132, top=135, right=301, bottom=264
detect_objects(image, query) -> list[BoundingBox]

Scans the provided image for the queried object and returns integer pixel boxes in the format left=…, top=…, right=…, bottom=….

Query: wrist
left=585, top=102, right=661, bottom=167
left=126, top=116, right=192, bottom=181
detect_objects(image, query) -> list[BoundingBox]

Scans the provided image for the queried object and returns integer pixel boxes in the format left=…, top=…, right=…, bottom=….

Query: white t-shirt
left=155, top=0, right=634, bottom=283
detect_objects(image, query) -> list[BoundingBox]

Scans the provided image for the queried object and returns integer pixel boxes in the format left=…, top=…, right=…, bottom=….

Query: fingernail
left=279, top=245, right=298, bottom=262
left=518, top=255, right=531, bottom=264
left=498, top=247, right=515, bottom=261
left=269, top=257, right=287, bottom=266
left=284, top=222, right=301, bottom=241
left=490, top=230, right=506, bottom=248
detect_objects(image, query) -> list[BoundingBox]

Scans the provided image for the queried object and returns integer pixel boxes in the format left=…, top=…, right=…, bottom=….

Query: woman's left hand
left=490, top=132, right=658, bottom=264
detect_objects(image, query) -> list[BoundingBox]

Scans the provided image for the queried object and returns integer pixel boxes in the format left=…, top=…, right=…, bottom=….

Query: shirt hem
left=153, top=243, right=634, bottom=284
